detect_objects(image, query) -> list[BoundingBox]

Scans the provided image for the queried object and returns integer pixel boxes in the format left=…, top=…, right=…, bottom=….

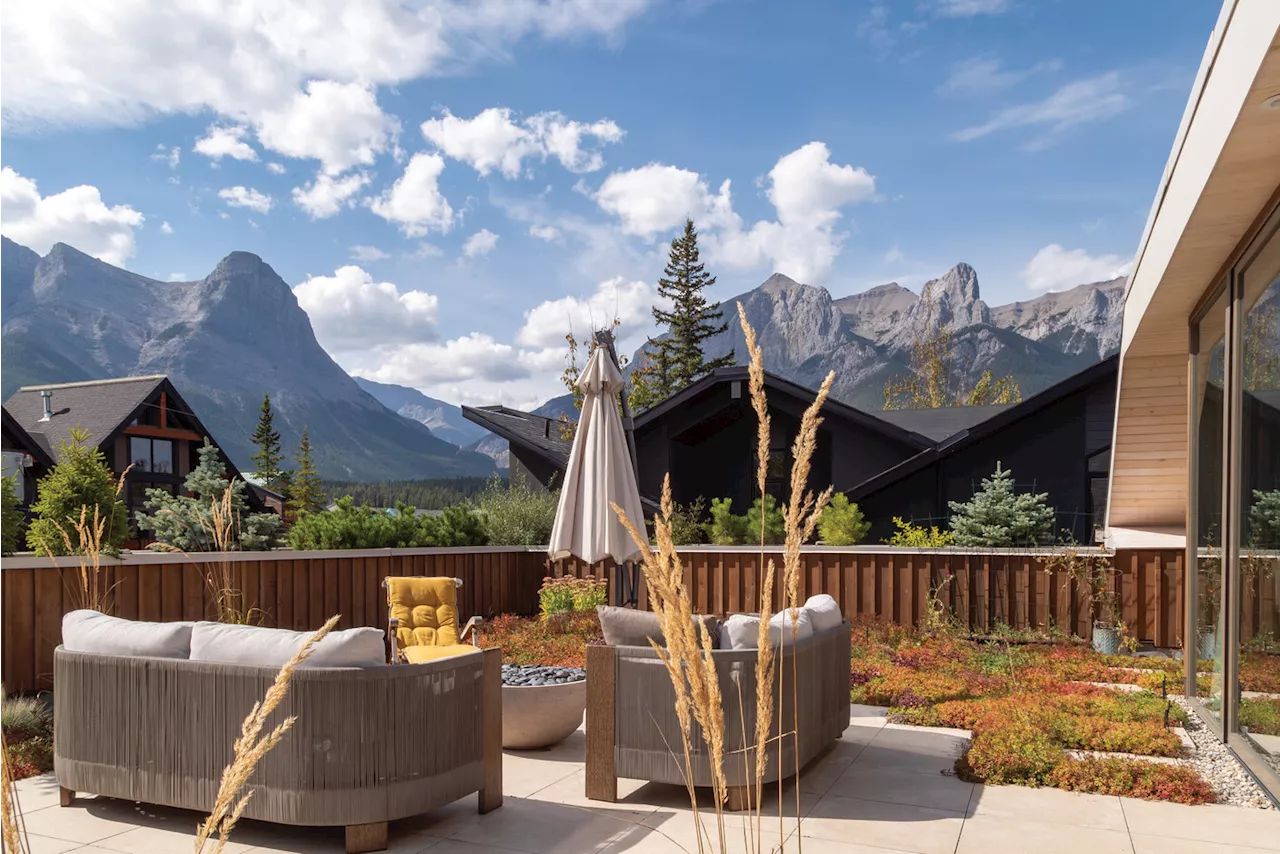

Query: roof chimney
left=39, top=390, right=53, bottom=422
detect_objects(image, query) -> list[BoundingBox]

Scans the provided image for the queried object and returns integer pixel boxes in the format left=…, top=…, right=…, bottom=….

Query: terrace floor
left=14, top=706, right=1280, bottom=854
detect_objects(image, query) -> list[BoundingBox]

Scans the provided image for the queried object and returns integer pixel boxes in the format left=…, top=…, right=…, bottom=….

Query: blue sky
left=1, top=0, right=1217, bottom=408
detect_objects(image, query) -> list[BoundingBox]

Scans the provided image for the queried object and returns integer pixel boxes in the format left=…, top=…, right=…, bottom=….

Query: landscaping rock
left=501, top=664, right=586, bottom=687
left=1173, top=697, right=1275, bottom=809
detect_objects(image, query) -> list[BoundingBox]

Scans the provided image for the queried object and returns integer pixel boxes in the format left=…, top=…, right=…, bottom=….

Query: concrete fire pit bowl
left=501, top=664, right=587, bottom=750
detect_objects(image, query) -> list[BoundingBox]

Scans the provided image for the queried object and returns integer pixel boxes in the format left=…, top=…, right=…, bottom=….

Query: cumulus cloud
left=193, top=125, right=258, bottom=162
left=1019, top=243, right=1130, bottom=292
left=151, top=144, right=180, bottom=168
left=370, top=152, right=454, bottom=236
left=160, top=221, right=173, bottom=235
left=594, top=164, right=733, bottom=238
left=529, top=224, right=560, bottom=241
left=516, top=276, right=656, bottom=348
left=462, top=228, right=499, bottom=258
left=294, top=265, right=439, bottom=353
left=421, top=107, right=623, bottom=178
left=218, top=186, right=274, bottom=213
left=266, top=162, right=287, bottom=175
left=291, top=171, right=370, bottom=218
left=349, top=244, right=389, bottom=261
left=0, top=166, right=144, bottom=266
left=359, top=333, right=529, bottom=387
left=167, top=272, right=187, bottom=281
left=2, top=0, right=650, bottom=175
left=954, top=72, right=1128, bottom=144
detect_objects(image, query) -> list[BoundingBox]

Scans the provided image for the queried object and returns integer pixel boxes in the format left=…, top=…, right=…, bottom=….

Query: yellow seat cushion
left=387, top=577, right=461, bottom=652
left=403, top=644, right=478, bottom=664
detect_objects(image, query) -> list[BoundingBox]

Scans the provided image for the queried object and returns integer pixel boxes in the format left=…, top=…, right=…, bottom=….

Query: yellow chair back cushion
left=387, top=577, right=460, bottom=650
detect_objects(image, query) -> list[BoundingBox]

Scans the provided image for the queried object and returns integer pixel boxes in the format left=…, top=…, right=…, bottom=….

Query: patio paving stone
left=825, top=765, right=975, bottom=814
left=801, top=794, right=966, bottom=854
left=966, top=783, right=1129, bottom=831
left=954, top=813, right=1133, bottom=854
left=1120, top=797, right=1280, bottom=851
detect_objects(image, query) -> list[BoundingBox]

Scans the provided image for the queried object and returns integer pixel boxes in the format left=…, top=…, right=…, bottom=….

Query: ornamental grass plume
left=2, top=726, right=29, bottom=854
left=193, top=614, right=340, bottom=853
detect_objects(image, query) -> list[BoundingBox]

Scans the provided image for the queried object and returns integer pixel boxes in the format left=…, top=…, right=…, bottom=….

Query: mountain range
left=0, top=238, right=495, bottom=481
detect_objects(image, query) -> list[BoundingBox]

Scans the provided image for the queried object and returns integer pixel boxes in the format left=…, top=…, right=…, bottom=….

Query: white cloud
left=529, top=224, right=560, bottom=241
left=884, top=243, right=904, bottom=264
left=1019, top=243, right=1130, bottom=292
left=291, top=171, right=370, bottom=218
left=421, top=107, right=623, bottom=179
left=359, top=333, right=530, bottom=386
left=594, top=163, right=734, bottom=238
left=266, top=162, right=286, bottom=174
left=955, top=72, right=1128, bottom=143
left=151, top=144, right=180, bottom=168
left=256, top=81, right=398, bottom=175
left=167, top=272, right=187, bottom=281
left=218, top=186, right=274, bottom=213
left=932, top=0, right=1011, bottom=17
left=349, top=244, right=389, bottom=261
left=370, top=152, right=454, bottom=236
left=2, top=0, right=650, bottom=173
left=517, top=276, right=656, bottom=348
left=160, top=220, right=173, bottom=235
left=938, top=57, right=1061, bottom=98
left=591, top=142, right=876, bottom=282
left=408, top=242, right=444, bottom=259
left=462, top=228, right=500, bottom=258
left=0, top=166, right=144, bottom=266
left=294, top=265, right=439, bottom=353
left=193, top=125, right=258, bottom=161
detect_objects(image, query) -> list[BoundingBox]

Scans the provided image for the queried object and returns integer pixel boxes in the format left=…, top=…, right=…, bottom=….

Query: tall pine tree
left=288, top=427, right=324, bottom=516
left=648, top=218, right=734, bottom=399
left=249, top=393, right=287, bottom=490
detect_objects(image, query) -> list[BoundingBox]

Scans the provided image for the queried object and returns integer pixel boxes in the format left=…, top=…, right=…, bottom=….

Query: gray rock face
left=1, top=237, right=496, bottom=481
left=355, top=376, right=489, bottom=448
left=989, top=278, right=1126, bottom=360
left=834, top=282, right=917, bottom=342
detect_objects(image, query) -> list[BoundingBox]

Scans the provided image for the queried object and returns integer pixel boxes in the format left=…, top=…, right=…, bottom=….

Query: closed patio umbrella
left=548, top=345, right=646, bottom=601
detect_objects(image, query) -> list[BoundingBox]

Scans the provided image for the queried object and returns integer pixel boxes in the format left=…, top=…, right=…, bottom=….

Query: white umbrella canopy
left=548, top=347, right=646, bottom=566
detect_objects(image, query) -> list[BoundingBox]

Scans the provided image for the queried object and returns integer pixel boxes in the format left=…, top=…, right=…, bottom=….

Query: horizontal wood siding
left=2, top=547, right=1195, bottom=693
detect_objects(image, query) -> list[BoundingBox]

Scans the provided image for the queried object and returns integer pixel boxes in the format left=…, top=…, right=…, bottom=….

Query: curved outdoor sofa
left=54, top=645, right=502, bottom=853
left=585, top=619, right=852, bottom=809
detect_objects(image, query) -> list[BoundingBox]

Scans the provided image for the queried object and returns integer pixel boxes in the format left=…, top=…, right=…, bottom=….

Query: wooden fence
left=0, top=546, right=1196, bottom=693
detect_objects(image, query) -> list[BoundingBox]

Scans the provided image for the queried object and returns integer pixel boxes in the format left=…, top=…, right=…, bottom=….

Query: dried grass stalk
left=1, top=727, right=29, bottom=854
left=193, top=614, right=340, bottom=853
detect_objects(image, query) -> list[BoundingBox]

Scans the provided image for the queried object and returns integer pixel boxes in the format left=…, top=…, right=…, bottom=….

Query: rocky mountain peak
left=934, top=262, right=980, bottom=303
left=758, top=272, right=807, bottom=294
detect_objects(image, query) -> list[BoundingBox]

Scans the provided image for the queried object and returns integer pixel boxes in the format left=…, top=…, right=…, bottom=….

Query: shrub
left=136, top=439, right=281, bottom=551
left=962, top=721, right=1063, bottom=786
left=817, top=493, right=870, bottom=546
left=884, top=517, right=955, bottom=548
left=476, top=473, right=559, bottom=545
left=539, top=575, right=608, bottom=619
left=1048, top=757, right=1216, bottom=804
left=2, top=693, right=53, bottom=780
left=745, top=495, right=785, bottom=545
left=665, top=497, right=707, bottom=546
left=1240, top=697, right=1280, bottom=737
left=948, top=462, right=1055, bottom=547
left=483, top=612, right=603, bottom=668
left=26, top=427, right=129, bottom=556
left=704, top=497, right=748, bottom=545
left=286, top=497, right=486, bottom=549
left=1249, top=488, right=1280, bottom=547
left=419, top=503, right=488, bottom=546
left=2, top=475, right=21, bottom=556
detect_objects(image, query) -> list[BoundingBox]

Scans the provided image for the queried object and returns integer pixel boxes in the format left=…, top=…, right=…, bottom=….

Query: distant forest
left=321, top=477, right=502, bottom=509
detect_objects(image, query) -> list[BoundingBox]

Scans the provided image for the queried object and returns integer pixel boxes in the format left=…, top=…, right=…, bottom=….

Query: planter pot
left=1198, top=629, right=1217, bottom=661
left=502, top=679, right=587, bottom=750
left=1092, top=624, right=1121, bottom=655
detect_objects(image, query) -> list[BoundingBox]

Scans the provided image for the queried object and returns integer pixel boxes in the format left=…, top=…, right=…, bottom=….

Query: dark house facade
left=3, top=375, right=259, bottom=520
left=1, top=407, right=56, bottom=508
left=463, top=357, right=1120, bottom=544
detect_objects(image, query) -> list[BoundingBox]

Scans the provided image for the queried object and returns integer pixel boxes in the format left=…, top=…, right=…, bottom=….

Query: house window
left=130, top=437, right=174, bottom=474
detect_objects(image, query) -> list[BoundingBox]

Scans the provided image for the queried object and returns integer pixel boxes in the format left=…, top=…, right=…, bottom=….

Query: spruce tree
left=649, top=218, right=734, bottom=397
left=135, top=439, right=281, bottom=551
left=250, top=393, right=286, bottom=489
left=948, top=462, right=1054, bottom=547
left=2, top=475, right=24, bottom=556
left=288, top=427, right=325, bottom=516
left=26, top=427, right=130, bottom=556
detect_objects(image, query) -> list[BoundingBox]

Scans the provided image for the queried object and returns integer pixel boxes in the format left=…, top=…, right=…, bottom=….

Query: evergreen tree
left=26, top=427, right=130, bottom=556
left=648, top=218, right=734, bottom=399
left=2, top=475, right=23, bottom=556
left=135, top=439, right=281, bottom=551
left=250, top=393, right=286, bottom=489
left=288, top=427, right=324, bottom=516
left=948, top=462, right=1054, bottom=547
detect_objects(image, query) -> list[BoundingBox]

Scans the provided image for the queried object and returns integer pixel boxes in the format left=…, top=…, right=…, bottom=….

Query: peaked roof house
left=1, top=406, right=56, bottom=507
left=2, top=375, right=259, bottom=517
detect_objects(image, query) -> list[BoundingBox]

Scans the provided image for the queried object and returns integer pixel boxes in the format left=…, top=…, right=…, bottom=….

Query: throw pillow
left=768, top=607, right=815, bottom=642
left=803, top=594, right=843, bottom=633
left=190, top=622, right=385, bottom=668
left=597, top=606, right=719, bottom=649
left=62, top=610, right=194, bottom=659
left=722, top=613, right=761, bottom=650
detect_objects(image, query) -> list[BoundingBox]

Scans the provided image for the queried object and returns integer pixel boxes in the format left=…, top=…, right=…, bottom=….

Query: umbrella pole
left=596, top=329, right=642, bottom=609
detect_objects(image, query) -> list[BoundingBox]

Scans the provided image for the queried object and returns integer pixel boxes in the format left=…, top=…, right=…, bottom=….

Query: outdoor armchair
left=384, top=575, right=484, bottom=664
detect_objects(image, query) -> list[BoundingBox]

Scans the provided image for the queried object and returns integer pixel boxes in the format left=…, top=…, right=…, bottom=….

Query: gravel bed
left=501, top=663, right=586, bottom=687
left=1173, top=696, right=1276, bottom=809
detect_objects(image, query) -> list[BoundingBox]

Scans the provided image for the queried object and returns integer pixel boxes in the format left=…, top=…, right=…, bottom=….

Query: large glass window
left=129, top=437, right=174, bottom=474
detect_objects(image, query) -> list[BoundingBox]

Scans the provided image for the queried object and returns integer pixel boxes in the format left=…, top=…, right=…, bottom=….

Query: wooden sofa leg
left=345, top=821, right=387, bottom=853
left=585, top=644, right=617, bottom=803
left=478, top=647, right=503, bottom=814
left=59, top=786, right=75, bottom=807
left=724, top=786, right=751, bottom=812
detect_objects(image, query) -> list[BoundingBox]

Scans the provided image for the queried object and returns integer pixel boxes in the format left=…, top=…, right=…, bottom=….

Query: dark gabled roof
left=848, top=354, right=1120, bottom=500
left=4, top=376, right=169, bottom=456
left=632, top=366, right=935, bottom=450
left=460, top=405, right=573, bottom=468
left=876, top=404, right=1013, bottom=443
left=1, top=406, right=55, bottom=469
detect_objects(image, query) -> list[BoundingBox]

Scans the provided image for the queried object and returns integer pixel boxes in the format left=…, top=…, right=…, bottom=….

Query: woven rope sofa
left=585, top=616, right=851, bottom=810
left=54, top=615, right=502, bottom=854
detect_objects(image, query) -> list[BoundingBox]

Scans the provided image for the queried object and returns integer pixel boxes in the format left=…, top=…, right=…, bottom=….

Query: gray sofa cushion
left=62, top=610, right=194, bottom=659
left=597, top=606, right=718, bottom=649
left=190, top=622, right=386, bottom=668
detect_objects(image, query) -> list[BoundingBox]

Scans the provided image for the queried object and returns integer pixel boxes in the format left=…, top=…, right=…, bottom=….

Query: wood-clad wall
left=2, top=547, right=1198, bottom=693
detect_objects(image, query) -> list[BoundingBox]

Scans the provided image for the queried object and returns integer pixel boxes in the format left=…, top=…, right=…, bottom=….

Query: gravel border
left=1172, top=696, right=1276, bottom=809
